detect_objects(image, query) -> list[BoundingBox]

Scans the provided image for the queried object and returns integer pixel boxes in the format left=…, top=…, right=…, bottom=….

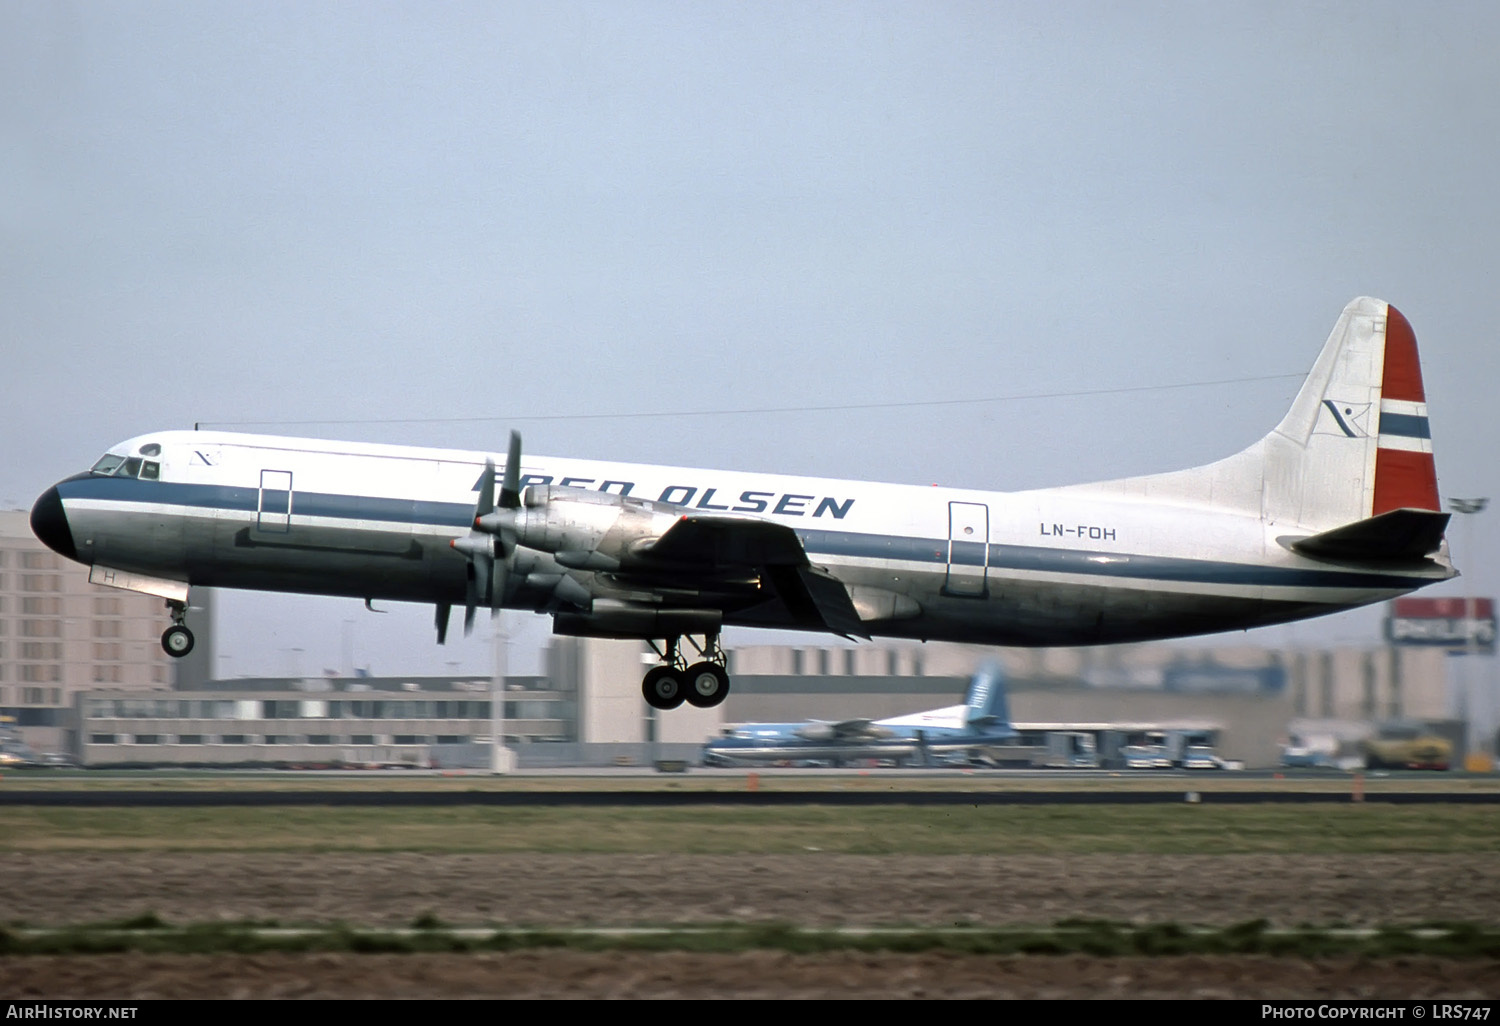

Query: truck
left=1361, top=730, right=1453, bottom=771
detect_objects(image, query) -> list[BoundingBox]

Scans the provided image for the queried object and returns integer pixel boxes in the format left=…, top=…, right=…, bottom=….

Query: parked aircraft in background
left=700, top=661, right=1018, bottom=767
left=31, top=298, right=1453, bottom=711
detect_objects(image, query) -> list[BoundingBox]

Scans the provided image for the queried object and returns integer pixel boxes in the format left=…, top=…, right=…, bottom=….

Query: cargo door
left=258, top=470, right=293, bottom=533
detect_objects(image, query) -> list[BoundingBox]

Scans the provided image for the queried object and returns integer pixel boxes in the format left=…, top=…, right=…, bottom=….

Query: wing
left=468, top=473, right=872, bottom=640
left=796, top=718, right=890, bottom=741
left=637, top=515, right=869, bottom=639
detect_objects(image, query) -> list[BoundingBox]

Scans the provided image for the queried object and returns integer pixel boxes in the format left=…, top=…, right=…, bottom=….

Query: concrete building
left=532, top=636, right=1453, bottom=768
left=78, top=673, right=569, bottom=767
left=0, top=510, right=176, bottom=753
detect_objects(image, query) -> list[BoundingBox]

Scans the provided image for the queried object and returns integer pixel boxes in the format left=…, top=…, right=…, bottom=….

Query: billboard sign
left=1385, top=597, right=1496, bottom=654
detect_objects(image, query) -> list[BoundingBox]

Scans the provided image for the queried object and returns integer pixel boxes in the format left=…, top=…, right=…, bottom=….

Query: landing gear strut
left=161, top=599, right=194, bottom=658
left=642, top=633, right=730, bottom=710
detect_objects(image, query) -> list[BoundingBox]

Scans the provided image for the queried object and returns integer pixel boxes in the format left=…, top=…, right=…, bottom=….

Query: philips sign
left=1385, top=597, right=1496, bottom=654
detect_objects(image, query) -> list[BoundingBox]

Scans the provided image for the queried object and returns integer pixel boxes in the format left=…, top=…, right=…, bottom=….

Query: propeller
left=449, top=431, right=524, bottom=636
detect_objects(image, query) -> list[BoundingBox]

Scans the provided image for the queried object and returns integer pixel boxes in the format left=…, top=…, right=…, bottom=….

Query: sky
left=3, top=2, right=1497, bottom=678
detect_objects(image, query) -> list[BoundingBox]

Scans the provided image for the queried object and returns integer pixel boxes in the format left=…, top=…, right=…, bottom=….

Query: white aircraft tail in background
left=31, top=297, right=1454, bottom=710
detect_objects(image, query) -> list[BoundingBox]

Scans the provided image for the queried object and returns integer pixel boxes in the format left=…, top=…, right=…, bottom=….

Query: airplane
left=30, top=297, right=1454, bottom=711
left=700, top=660, right=1018, bottom=766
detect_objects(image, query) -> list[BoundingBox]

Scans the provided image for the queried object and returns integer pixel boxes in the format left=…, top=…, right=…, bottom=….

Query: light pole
left=1449, top=498, right=1489, bottom=758
left=490, top=612, right=515, bottom=774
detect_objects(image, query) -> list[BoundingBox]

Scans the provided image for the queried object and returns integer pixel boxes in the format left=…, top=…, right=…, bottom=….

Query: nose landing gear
left=160, top=600, right=194, bottom=658
left=642, top=633, right=730, bottom=710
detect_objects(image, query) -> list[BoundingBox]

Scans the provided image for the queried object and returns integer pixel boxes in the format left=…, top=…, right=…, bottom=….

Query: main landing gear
left=160, top=599, right=194, bottom=658
left=642, top=633, right=730, bottom=711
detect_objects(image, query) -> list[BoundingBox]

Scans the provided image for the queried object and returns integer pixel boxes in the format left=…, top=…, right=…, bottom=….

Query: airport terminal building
left=0, top=510, right=176, bottom=756
left=66, top=635, right=1457, bottom=769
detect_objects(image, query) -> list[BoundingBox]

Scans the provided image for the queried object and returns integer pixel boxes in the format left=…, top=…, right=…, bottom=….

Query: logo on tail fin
left=1317, top=400, right=1373, bottom=438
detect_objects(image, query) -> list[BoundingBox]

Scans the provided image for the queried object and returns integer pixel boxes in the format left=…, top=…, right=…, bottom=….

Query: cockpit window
left=89, top=453, right=160, bottom=480
left=91, top=454, right=125, bottom=475
left=138, top=443, right=161, bottom=457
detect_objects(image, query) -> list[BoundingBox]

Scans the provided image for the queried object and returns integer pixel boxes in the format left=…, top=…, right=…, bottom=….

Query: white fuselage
left=40, top=428, right=1447, bottom=647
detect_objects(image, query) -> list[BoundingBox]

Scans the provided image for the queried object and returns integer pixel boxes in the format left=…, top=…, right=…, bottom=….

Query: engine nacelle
left=479, top=486, right=683, bottom=566
left=794, top=721, right=891, bottom=742
left=552, top=599, right=722, bottom=640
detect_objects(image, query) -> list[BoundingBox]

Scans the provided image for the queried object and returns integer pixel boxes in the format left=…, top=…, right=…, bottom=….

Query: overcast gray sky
left=4, top=2, right=1497, bottom=677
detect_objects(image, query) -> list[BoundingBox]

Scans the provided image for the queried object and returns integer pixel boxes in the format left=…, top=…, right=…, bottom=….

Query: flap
left=767, top=564, right=870, bottom=640
left=636, top=515, right=869, bottom=639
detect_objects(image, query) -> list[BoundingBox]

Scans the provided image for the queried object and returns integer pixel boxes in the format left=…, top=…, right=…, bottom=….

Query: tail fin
left=1261, top=297, right=1441, bottom=527
left=1081, top=298, right=1444, bottom=540
left=963, top=661, right=1010, bottom=727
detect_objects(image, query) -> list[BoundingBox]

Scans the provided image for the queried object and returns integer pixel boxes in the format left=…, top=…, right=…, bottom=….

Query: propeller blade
left=463, top=559, right=480, bottom=636
left=456, top=438, right=520, bottom=635
left=489, top=557, right=508, bottom=615
left=475, top=457, right=496, bottom=519
left=500, top=430, right=523, bottom=509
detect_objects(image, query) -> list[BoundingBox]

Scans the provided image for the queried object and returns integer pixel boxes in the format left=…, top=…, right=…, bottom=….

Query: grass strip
left=4, top=919, right=1499, bottom=959
left=4, top=804, right=1500, bottom=855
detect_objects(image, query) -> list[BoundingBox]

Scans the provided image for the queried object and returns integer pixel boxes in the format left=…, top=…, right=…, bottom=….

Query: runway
left=2, top=787, right=1497, bottom=806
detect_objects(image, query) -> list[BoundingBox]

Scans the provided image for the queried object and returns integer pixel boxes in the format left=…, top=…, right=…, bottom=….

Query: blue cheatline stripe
left=1379, top=412, right=1431, bottom=440
left=60, top=475, right=473, bottom=528
left=60, top=477, right=1431, bottom=593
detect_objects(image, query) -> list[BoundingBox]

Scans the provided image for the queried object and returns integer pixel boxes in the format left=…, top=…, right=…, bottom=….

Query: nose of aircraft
left=30, top=485, right=77, bottom=562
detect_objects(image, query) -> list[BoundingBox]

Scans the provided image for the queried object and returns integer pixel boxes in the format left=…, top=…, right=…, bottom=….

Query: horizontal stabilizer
left=1286, top=508, right=1450, bottom=564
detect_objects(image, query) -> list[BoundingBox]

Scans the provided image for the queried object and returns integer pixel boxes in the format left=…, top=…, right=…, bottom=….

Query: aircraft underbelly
left=773, top=563, right=1392, bottom=647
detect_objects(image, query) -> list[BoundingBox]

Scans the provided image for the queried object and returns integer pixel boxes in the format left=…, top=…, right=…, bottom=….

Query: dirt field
left=3, top=851, right=1499, bottom=998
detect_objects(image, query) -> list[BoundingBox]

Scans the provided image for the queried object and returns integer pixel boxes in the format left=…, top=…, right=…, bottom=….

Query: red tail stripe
left=1381, top=305, right=1426, bottom=403
left=1372, top=448, right=1440, bottom=515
